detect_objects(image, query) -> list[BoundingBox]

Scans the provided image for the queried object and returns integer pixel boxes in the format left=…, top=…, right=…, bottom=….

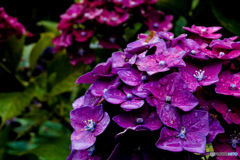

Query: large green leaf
left=211, top=1, right=240, bottom=37
left=1, top=35, right=25, bottom=71
left=47, top=53, right=85, bottom=96
left=0, top=126, right=10, bottom=159
left=24, top=134, right=71, bottom=160
left=37, top=21, right=59, bottom=34
left=156, top=0, right=191, bottom=16
left=0, top=84, right=35, bottom=126
left=29, top=32, right=55, bottom=70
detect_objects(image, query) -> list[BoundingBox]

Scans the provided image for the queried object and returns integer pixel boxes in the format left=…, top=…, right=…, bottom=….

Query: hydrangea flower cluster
left=0, top=7, right=32, bottom=43
left=52, top=0, right=173, bottom=65
left=68, top=25, right=240, bottom=159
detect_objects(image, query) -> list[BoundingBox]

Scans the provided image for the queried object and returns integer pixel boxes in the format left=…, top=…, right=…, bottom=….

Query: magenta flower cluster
left=0, top=7, right=32, bottom=43
left=68, top=25, right=240, bottom=159
left=52, top=0, right=173, bottom=65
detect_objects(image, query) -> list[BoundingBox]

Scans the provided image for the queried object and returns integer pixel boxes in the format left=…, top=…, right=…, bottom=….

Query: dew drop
left=165, top=104, right=170, bottom=111
left=194, top=112, right=198, bottom=118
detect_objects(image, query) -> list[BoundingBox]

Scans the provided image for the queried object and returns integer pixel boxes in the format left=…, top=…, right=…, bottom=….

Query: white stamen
left=193, top=70, right=207, bottom=81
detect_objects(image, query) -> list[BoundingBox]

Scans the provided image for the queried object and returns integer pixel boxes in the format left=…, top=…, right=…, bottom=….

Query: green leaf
left=47, top=53, right=86, bottom=96
left=156, top=0, right=191, bottom=16
left=38, top=121, right=71, bottom=137
left=173, top=16, right=188, bottom=36
left=34, top=73, right=48, bottom=101
left=124, top=22, right=143, bottom=42
left=191, top=0, right=200, bottom=10
left=18, top=43, right=35, bottom=70
left=0, top=84, right=35, bottom=126
left=0, top=126, right=10, bottom=159
left=211, top=1, right=240, bottom=36
left=1, top=35, right=25, bottom=71
left=29, top=32, right=55, bottom=70
left=37, top=21, right=59, bottom=34
left=25, top=134, right=71, bottom=160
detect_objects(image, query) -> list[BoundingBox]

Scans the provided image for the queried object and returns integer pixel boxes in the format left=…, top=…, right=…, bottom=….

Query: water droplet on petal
left=194, top=112, right=198, bottom=118
left=165, top=105, right=170, bottom=111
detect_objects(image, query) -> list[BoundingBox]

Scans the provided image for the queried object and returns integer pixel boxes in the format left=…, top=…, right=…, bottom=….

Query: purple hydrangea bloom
left=207, top=117, right=224, bottom=143
left=72, top=28, right=94, bottom=42
left=67, top=145, right=101, bottom=160
left=158, top=31, right=187, bottom=47
left=143, top=72, right=199, bottom=111
left=103, top=85, right=144, bottom=111
left=52, top=32, right=72, bottom=53
left=76, top=58, right=121, bottom=96
left=112, top=105, right=162, bottom=131
left=70, top=105, right=110, bottom=150
left=0, top=7, right=32, bottom=42
left=183, top=25, right=222, bottom=39
left=178, top=38, right=210, bottom=60
left=124, top=31, right=162, bottom=55
left=212, top=100, right=232, bottom=124
left=209, top=38, right=240, bottom=59
left=111, top=51, right=137, bottom=71
left=96, top=9, right=129, bottom=26
left=156, top=105, right=209, bottom=153
left=136, top=48, right=186, bottom=75
left=215, top=70, right=240, bottom=97
left=122, top=0, right=144, bottom=8
left=178, top=61, right=222, bottom=92
left=226, top=106, right=240, bottom=125
left=144, top=10, right=173, bottom=32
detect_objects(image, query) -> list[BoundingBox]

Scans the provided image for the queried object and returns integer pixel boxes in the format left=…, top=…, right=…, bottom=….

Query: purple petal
left=112, top=113, right=136, bottom=129
left=71, top=131, right=96, bottom=150
left=104, top=89, right=126, bottom=104
left=132, top=83, right=150, bottom=99
left=72, top=96, right=84, bottom=109
left=82, top=90, right=101, bottom=107
left=158, top=104, right=181, bottom=131
left=76, top=72, right=97, bottom=84
left=118, top=67, right=142, bottom=86
left=212, top=100, right=228, bottom=115
left=143, top=112, right=162, bottom=131
left=181, top=109, right=209, bottom=136
left=207, top=118, right=224, bottom=143
left=121, top=99, right=144, bottom=110
left=226, top=111, right=240, bottom=125
left=92, top=58, right=113, bottom=77
left=94, top=112, right=110, bottom=136
left=171, top=91, right=199, bottom=111
left=91, top=76, right=120, bottom=96
left=70, top=107, right=94, bottom=130
left=199, top=61, right=222, bottom=86
left=178, top=67, right=199, bottom=92
left=182, top=132, right=206, bottom=153
left=136, top=55, right=169, bottom=75
left=155, top=127, right=183, bottom=152
left=143, top=81, right=165, bottom=101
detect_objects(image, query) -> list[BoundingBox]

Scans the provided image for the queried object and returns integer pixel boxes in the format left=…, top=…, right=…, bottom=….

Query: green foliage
left=0, top=35, right=25, bottom=71
left=211, top=1, right=240, bottom=37
left=29, top=32, right=55, bottom=71
left=25, top=134, right=71, bottom=160
left=37, top=21, right=59, bottom=34
left=0, top=84, right=35, bottom=126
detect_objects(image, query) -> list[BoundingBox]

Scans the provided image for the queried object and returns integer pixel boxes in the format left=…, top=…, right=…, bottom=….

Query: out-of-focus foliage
left=0, top=0, right=239, bottom=160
